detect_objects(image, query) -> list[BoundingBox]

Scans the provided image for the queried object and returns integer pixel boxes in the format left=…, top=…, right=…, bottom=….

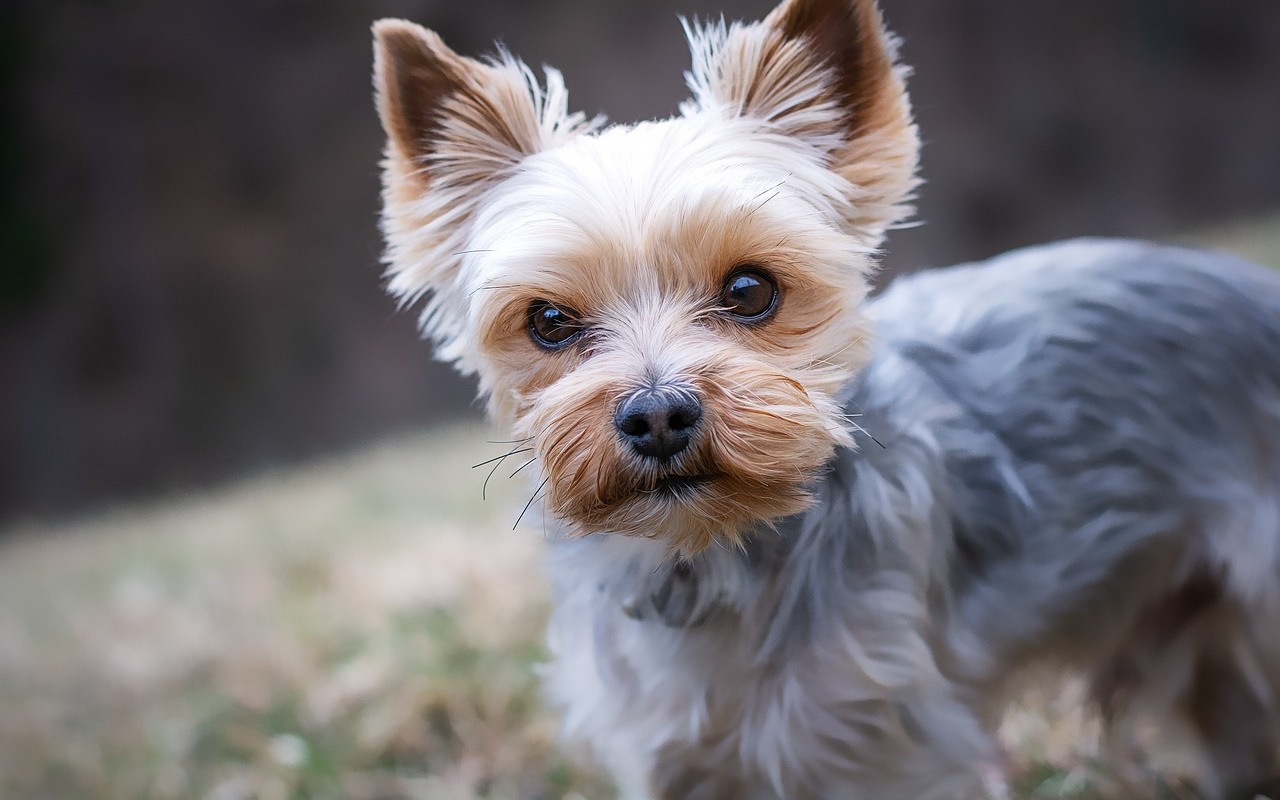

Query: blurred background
left=4, top=0, right=1280, bottom=524
left=2, top=1, right=1280, bottom=798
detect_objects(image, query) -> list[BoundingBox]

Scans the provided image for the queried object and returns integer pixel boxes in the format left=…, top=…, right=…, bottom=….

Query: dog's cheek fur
left=516, top=340, right=852, bottom=554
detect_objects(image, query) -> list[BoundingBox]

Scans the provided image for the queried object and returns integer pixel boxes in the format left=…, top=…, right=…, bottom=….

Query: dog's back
left=857, top=239, right=1280, bottom=795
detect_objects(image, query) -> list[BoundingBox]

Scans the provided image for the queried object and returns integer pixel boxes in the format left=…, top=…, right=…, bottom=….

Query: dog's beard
left=518, top=352, right=852, bottom=555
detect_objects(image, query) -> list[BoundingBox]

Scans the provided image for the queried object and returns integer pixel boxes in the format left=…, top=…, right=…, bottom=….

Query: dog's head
left=372, top=0, right=917, bottom=553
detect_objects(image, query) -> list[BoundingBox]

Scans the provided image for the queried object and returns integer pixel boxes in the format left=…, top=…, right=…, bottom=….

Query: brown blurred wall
left=2, top=0, right=1279, bottom=523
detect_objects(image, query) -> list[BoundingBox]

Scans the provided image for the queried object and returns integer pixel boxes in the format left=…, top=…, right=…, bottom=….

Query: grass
left=0, top=428, right=612, bottom=800
left=1, top=218, right=1277, bottom=800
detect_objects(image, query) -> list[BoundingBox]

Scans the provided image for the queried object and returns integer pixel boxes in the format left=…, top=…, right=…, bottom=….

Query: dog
left=369, top=0, right=1280, bottom=796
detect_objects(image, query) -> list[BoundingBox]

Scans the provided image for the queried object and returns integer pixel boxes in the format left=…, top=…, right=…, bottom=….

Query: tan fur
left=373, top=20, right=599, bottom=370
left=683, top=0, right=918, bottom=243
left=372, top=0, right=908, bottom=555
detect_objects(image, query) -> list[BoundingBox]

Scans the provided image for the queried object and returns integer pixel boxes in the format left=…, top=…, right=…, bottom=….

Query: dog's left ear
left=683, top=0, right=918, bottom=244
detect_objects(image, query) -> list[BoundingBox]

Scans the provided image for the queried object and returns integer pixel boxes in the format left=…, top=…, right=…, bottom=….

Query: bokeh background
left=3, top=1, right=1280, bottom=798
left=4, top=0, right=1280, bottom=523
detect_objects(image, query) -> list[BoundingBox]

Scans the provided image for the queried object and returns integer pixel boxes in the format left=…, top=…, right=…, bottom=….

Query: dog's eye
left=528, top=301, right=585, bottom=349
left=720, top=268, right=778, bottom=321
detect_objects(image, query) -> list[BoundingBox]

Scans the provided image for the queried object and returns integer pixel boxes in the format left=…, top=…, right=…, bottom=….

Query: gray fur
left=543, top=239, right=1280, bottom=799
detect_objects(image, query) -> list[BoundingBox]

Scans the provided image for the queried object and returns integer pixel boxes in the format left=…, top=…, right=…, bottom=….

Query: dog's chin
left=552, top=467, right=816, bottom=555
left=649, top=472, right=720, bottom=496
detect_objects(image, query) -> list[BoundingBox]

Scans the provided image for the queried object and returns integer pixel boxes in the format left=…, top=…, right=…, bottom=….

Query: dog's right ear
left=372, top=21, right=594, bottom=370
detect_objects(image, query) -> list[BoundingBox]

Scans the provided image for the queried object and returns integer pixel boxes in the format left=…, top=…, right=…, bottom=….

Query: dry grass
left=2, top=221, right=1277, bottom=800
left=0, top=427, right=611, bottom=800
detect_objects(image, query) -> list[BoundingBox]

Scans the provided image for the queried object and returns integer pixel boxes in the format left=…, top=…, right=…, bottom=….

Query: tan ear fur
left=373, top=21, right=466, bottom=167
left=371, top=20, right=596, bottom=370
left=683, top=0, right=919, bottom=244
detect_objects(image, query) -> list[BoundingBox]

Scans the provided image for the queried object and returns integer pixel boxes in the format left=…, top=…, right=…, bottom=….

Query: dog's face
left=373, top=0, right=918, bottom=553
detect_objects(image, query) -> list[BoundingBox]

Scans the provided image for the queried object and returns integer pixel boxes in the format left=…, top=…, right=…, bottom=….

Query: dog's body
left=545, top=239, right=1280, bottom=798
left=370, top=0, right=1280, bottom=796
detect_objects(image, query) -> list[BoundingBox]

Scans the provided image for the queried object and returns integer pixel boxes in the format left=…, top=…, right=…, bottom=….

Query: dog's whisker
left=843, top=417, right=885, bottom=449
left=513, top=476, right=550, bottom=530
left=471, top=447, right=532, bottom=469
left=803, top=337, right=867, bottom=372
left=466, top=283, right=519, bottom=297
left=744, top=178, right=788, bottom=216
left=749, top=189, right=782, bottom=215
left=481, top=458, right=508, bottom=501
left=747, top=177, right=787, bottom=204
left=509, top=457, right=537, bottom=478
left=475, top=446, right=533, bottom=501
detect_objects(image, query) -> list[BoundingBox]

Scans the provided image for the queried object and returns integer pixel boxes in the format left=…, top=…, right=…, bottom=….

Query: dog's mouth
left=648, top=473, right=720, bottom=497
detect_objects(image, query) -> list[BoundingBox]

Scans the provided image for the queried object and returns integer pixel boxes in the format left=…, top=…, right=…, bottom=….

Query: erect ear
left=373, top=20, right=584, bottom=188
left=682, top=0, right=919, bottom=244
left=371, top=21, right=595, bottom=371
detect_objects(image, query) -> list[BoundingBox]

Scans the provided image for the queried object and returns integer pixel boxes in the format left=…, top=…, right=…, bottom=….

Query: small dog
left=370, top=0, right=1280, bottom=796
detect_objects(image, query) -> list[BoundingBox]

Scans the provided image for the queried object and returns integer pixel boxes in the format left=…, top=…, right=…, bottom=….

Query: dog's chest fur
left=541, top=239, right=1280, bottom=799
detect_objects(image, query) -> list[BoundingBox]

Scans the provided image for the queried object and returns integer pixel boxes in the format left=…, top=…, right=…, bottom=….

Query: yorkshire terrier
left=370, top=0, right=1280, bottom=797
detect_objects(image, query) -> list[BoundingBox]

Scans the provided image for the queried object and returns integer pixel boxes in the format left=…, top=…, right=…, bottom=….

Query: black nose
left=614, top=387, right=702, bottom=460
